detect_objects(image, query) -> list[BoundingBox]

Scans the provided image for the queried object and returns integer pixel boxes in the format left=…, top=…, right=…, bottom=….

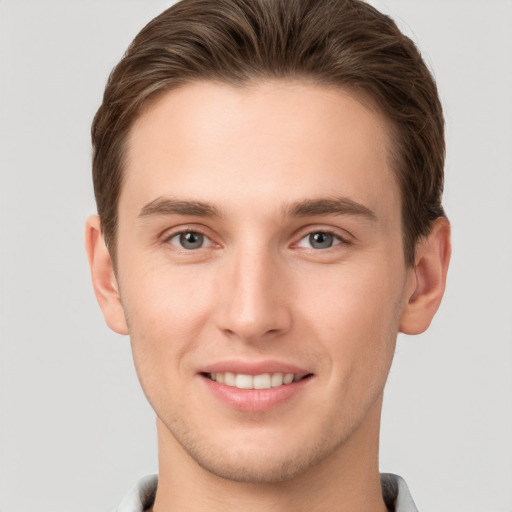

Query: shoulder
left=115, top=474, right=157, bottom=512
left=381, top=473, right=419, bottom=512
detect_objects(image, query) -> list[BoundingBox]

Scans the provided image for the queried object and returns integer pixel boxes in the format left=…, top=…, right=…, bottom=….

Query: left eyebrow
left=285, top=197, right=377, bottom=221
left=138, top=197, right=222, bottom=219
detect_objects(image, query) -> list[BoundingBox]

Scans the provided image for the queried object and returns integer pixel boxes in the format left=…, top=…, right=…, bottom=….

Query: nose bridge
left=216, top=240, right=290, bottom=341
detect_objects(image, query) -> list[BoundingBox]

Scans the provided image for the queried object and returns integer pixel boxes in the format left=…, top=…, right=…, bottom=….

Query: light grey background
left=1, top=1, right=511, bottom=511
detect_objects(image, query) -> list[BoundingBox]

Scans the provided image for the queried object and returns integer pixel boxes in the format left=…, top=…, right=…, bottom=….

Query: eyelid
left=159, top=224, right=352, bottom=251
left=295, top=232, right=341, bottom=249
left=292, top=225, right=353, bottom=247
left=161, top=225, right=218, bottom=249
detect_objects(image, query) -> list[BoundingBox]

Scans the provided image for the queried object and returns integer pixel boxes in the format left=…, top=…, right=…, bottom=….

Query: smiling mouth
left=203, top=372, right=312, bottom=390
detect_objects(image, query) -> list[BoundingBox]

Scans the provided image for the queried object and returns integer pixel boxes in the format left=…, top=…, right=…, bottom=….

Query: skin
left=86, top=81, right=450, bottom=511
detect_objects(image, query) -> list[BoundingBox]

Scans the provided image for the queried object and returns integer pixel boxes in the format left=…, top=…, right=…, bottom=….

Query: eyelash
left=295, top=229, right=350, bottom=250
left=164, top=227, right=215, bottom=251
left=163, top=226, right=350, bottom=253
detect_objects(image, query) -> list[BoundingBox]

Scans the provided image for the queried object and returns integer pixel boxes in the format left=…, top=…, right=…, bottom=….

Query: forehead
left=122, top=80, right=400, bottom=222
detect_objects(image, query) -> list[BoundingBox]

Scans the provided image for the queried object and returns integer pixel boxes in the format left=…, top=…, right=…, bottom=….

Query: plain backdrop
left=1, top=1, right=511, bottom=511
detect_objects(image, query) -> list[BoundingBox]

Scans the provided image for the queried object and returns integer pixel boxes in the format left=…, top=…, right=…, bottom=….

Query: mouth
left=199, top=361, right=314, bottom=412
left=202, top=371, right=312, bottom=390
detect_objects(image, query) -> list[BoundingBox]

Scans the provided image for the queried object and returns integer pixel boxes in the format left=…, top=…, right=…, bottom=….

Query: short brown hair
left=92, top=0, right=445, bottom=266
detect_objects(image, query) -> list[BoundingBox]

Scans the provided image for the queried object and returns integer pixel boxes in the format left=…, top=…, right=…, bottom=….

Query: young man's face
left=106, top=81, right=418, bottom=482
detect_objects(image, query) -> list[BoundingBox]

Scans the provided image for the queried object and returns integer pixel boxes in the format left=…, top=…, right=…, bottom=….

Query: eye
left=297, top=231, right=342, bottom=250
left=167, top=231, right=211, bottom=250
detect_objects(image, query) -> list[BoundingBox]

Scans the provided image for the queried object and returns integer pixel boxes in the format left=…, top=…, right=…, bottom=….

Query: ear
left=85, top=215, right=129, bottom=335
left=399, top=217, right=451, bottom=335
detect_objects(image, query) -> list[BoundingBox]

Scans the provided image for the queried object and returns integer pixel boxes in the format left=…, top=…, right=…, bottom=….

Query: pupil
left=310, top=232, right=333, bottom=249
left=180, top=232, right=203, bottom=249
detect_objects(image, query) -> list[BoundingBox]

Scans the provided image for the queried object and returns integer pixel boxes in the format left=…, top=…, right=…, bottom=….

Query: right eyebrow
left=138, top=197, right=222, bottom=219
left=285, top=197, right=377, bottom=221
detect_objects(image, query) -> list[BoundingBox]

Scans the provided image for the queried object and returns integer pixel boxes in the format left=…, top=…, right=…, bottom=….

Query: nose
left=215, top=246, right=292, bottom=343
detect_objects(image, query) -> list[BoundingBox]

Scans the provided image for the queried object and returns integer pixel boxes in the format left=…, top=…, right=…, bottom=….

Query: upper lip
left=199, top=360, right=312, bottom=376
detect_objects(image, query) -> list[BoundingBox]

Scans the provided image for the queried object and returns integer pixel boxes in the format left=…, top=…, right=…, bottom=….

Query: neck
left=152, top=397, right=387, bottom=512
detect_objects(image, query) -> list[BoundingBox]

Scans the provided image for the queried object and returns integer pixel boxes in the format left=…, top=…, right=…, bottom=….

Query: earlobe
left=399, top=217, right=451, bottom=335
left=85, top=215, right=129, bottom=335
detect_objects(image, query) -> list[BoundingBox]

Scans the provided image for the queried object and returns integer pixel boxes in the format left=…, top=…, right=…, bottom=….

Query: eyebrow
left=138, top=197, right=222, bottom=219
left=285, top=197, right=377, bottom=221
left=138, top=196, right=377, bottom=221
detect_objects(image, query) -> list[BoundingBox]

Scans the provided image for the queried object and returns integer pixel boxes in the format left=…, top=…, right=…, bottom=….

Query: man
left=85, top=0, right=450, bottom=510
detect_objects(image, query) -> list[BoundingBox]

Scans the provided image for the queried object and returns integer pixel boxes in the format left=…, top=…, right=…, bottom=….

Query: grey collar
left=116, top=472, right=418, bottom=512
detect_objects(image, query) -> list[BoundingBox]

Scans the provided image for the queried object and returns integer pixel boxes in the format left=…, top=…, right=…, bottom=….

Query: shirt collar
left=116, top=473, right=418, bottom=512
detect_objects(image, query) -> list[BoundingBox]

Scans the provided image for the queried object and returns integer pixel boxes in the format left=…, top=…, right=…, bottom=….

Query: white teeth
left=210, top=372, right=302, bottom=389
left=283, top=373, right=294, bottom=385
left=235, top=374, right=253, bottom=389
left=271, top=372, right=284, bottom=387
left=253, top=373, right=271, bottom=389
left=224, top=372, right=236, bottom=387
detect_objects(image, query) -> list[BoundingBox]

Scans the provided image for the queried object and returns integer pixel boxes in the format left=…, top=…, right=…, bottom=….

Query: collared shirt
left=115, top=473, right=419, bottom=512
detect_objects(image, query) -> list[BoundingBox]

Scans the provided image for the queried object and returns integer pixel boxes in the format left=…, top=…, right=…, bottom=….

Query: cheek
left=120, top=265, right=217, bottom=381
left=123, top=259, right=214, bottom=325
left=297, top=259, right=405, bottom=375
left=301, top=260, right=403, bottom=327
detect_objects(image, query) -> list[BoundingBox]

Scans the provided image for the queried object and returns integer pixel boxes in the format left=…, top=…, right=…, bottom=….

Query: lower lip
left=201, top=375, right=312, bottom=412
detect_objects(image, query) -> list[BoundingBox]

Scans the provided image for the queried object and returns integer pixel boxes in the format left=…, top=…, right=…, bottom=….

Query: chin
left=165, top=414, right=349, bottom=484
left=186, top=440, right=328, bottom=484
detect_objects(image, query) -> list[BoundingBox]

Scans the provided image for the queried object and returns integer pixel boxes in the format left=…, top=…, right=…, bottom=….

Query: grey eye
left=309, top=232, right=334, bottom=249
left=297, top=231, right=341, bottom=250
left=169, top=231, right=206, bottom=250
